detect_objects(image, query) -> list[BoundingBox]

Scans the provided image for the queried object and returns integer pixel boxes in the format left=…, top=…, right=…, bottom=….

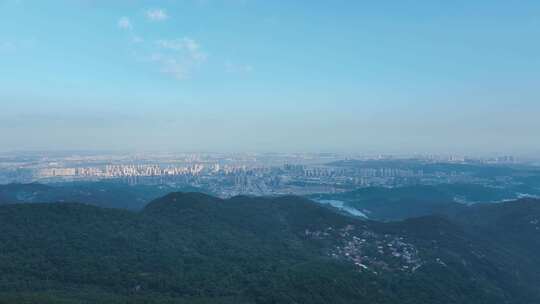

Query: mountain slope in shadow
left=0, top=193, right=539, bottom=303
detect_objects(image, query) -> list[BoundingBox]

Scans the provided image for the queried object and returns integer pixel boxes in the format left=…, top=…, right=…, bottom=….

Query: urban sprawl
left=0, top=152, right=523, bottom=198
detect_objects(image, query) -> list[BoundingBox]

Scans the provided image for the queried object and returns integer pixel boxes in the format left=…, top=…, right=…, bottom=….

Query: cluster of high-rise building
left=104, top=164, right=205, bottom=177
left=0, top=151, right=530, bottom=197
left=38, top=168, right=77, bottom=177
left=38, top=164, right=209, bottom=179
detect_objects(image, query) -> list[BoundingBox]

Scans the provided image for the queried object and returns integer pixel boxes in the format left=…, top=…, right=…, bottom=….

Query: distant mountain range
left=310, top=183, right=540, bottom=221
left=1, top=190, right=539, bottom=303
left=3, top=181, right=540, bottom=221
left=0, top=182, right=209, bottom=210
left=327, top=159, right=531, bottom=178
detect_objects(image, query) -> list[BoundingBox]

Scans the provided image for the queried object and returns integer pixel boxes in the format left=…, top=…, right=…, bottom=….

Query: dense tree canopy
left=0, top=192, right=539, bottom=303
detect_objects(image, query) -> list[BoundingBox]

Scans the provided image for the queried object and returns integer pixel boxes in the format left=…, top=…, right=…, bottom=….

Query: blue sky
left=1, top=0, right=539, bottom=154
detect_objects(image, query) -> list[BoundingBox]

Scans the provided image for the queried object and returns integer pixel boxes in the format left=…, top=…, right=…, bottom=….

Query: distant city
left=0, top=152, right=533, bottom=198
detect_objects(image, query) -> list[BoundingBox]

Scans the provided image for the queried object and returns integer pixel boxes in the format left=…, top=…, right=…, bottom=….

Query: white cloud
left=225, top=62, right=254, bottom=73
left=156, top=39, right=185, bottom=51
left=131, top=35, right=144, bottom=43
left=0, top=41, right=16, bottom=52
left=146, top=9, right=168, bottom=21
left=138, top=44, right=202, bottom=80
left=117, top=18, right=206, bottom=80
left=149, top=53, right=163, bottom=62
left=144, top=53, right=189, bottom=80
left=118, top=17, right=132, bottom=30
left=161, top=58, right=190, bottom=80
left=156, top=38, right=207, bottom=62
left=145, top=38, right=207, bottom=80
left=0, top=39, right=35, bottom=53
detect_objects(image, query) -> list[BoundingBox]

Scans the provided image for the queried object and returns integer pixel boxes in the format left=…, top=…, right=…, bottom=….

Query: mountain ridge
left=1, top=192, right=539, bottom=303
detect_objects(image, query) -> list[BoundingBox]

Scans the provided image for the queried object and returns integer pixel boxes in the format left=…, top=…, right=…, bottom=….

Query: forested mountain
left=0, top=182, right=208, bottom=210
left=310, top=184, right=540, bottom=221
left=0, top=192, right=539, bottom=303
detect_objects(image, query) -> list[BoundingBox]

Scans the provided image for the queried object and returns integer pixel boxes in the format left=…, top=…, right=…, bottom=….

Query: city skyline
left=1, top=0, right=540, bottom=154
left=3, top=2, right=540, bottom=302
left=0, top=150, right=529, bottom=198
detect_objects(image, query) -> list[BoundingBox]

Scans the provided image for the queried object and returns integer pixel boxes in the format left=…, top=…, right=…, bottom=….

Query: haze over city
left=4, top=1, right=540, bottom=304
left=1, top=0, right=540, bottom=155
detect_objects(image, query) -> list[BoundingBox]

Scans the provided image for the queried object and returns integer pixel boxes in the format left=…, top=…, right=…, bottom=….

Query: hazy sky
left=1, top=0, right=539, bottom=154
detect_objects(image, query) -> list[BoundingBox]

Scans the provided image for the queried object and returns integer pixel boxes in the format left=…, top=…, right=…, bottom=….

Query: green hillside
left=0, top=182, right=209, bottom=210
left=0, top=193, right=539, bottom=303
